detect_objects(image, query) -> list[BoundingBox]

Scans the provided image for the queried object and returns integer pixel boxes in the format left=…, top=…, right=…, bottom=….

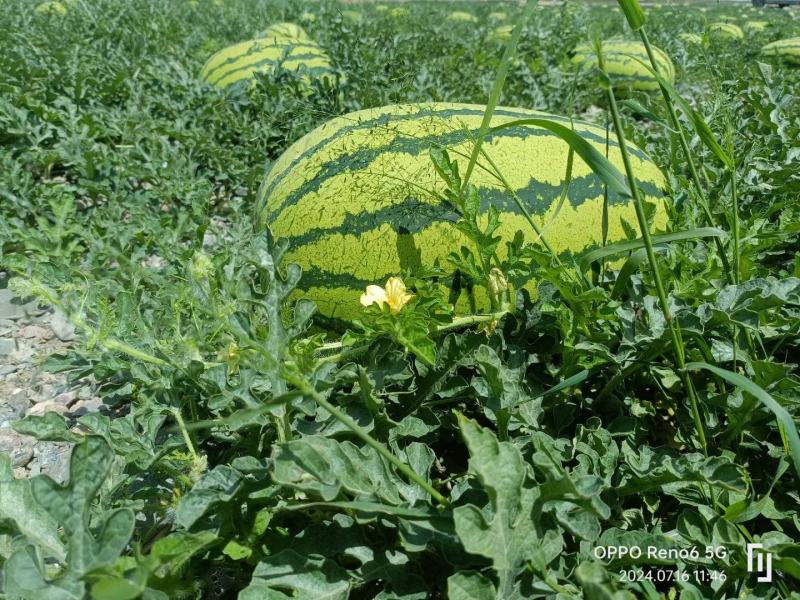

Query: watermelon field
left=2, top=0, right=800, bottom=597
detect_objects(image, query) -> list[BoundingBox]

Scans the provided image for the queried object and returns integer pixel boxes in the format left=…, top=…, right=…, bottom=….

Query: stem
left=316, top=312, right=509, bottom=355
left=637, top=28, right=759, bottom=365
left=29, top=280, right=170, bottom=366
left=172, top=408, right=198, bottom=459
left=599, top=50, right=708, bottom=454
left=460, top=0, right=537, bottom=194
left=730, top=158, right=740, bottom=286
left=477, top=147, right=566, bottom=270
left=284, top=371, right=450, bottom=507
left=729, top=138, right=741, bottom=369
left=435, top=311, right=509, bottom=333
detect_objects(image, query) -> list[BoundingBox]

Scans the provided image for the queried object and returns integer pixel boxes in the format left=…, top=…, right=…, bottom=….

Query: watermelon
left=744, top=20, right=769, bottom=32
left=762, top=38, right=800, bottom=64
left=448, top=11, right=478, bottom=23
left=571, top=40, right=675, bottom=92
left=709, top=23, right=744, bottom=40
left=262, top=22, right=311, bottom=43
left=200, top=36, right=336, bottom=90
left=35, top=1, right=67, bottom=14
left=342, top=10, right=362, bottom=23
left=256, top=103, right=669, bottom=319
left=489, top=25, right=514, bottom=43
left=678, top=33, right=703, bottom=45
left=488, top=11, right=507, bottom=22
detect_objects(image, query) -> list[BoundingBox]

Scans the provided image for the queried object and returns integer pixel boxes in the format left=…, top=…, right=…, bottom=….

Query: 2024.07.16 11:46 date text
left=619, top=568, right=727, bottom=584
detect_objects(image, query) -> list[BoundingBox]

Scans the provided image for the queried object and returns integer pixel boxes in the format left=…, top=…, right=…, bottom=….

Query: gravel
left=0, top=288, right=105, bottom=481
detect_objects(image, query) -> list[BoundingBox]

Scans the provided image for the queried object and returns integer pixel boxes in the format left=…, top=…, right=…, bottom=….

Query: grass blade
left=611, top=247, right=650, bottom=299
left=579, top=227, right=727, bottom=270
left=460, top=0, right=537, bottom=192
left=686, top=362, right=800, bottom=481
left=617, top=0, right=646, bottom=30
left=625, top=54, right=733, bottom=170
left=489, top=118, right=632, bottom=198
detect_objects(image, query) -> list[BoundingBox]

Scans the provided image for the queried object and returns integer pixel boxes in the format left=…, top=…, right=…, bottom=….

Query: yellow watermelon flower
left=360, top=277, right=414, bottom=314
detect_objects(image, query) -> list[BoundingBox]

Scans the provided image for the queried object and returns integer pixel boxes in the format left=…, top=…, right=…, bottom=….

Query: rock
left=50, top=309, right=76, bottom=342
left=0, top=389, right=29, bottom=426
left=26, top=401, right=69, bottom=417
left=30, top=442, right=72, bottom=484
left=202, top=232, right=217, bottom=249
left=52, top=391, right=78, bottom=407
left=0, top=289, right=41, bottom=320
left=68, top=397, right=104, bottom=416
left=0, top=338, right=15, bottom=356
left=0, top=428, right=36, bottom=468
left=142, top=255, right=168, bottom=270
left=0, top=319, right=13, bottom=336
left=0, top=364, right=18, bottom=377
left=8, top=346, right=34, bottom=364
left=18, top=325, right=54, bottom=340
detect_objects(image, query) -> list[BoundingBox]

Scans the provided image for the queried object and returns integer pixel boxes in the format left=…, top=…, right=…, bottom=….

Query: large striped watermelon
left=256, top=104, right=668, bottom=319
left=762, top=38, right=800, bottom=64
left=261, top=22, right=311, bottom=43
left=571, top=40, right=674, bottom=92
left=200, top=36, right=336, bottom=90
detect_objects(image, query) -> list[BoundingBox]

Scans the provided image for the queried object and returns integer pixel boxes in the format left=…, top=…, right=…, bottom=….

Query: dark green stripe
left=765, top=44, right=800, bottom=52
left=276, top=175, right=661, bottom=249
left=210, top=52, right=332, bottom=86
left=294, top=227, right=651, bottom=293
left=219, top=66, right=338, bottom=90
left=265, top=124, right=657, bottom=220
left=259, top=106, right=645, bottom=206
left=298, top=266, right=461, bottom=292
left=297, top=268, right=373, bottom=290
left=203, top=41, right=324, bottom=83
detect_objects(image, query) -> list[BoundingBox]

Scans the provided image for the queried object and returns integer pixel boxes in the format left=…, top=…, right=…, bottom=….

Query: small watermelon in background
left=744, top=20, right=769, bottom=32
left=34, top=1, right=67, bottom=14
left=256, top=103, right=668, bottom=319
left=489, top=25, right=514, bottom=43
left=341, top=10, right=362, bottom=23
left=375, top=4, right=407, bottom=18
left=261, top=22, right=311, bottom=43
left=762, top=38, right=800, bottom=64
left=448, top=11, right=478, bottom=24
left=199, top=36, right=337, bottom=91
left=571, top=40, right=675, bottom=92
left=300, top=11, right=316, bottom=23
left=709, top=22, right=744, bottom=40
left=488, top=11, right=507, bottom=22
left=678, top=32, right=704, bottom=45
